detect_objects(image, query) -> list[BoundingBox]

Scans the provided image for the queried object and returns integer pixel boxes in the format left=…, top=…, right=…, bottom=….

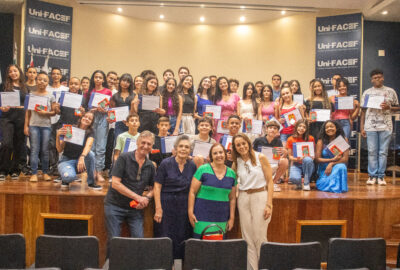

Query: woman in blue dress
left=315, top=120, right=348, bottom=193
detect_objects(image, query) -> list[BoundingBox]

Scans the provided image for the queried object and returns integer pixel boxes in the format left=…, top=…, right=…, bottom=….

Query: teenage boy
left=220, top=115, right=242, bottom=167
left=105, top=71, right=118, bottom=173
left=361, top=69, right=399, bottom=186
left=149, top=117, right=173, bottom=167
left=253, top=121, right=289, bottom=192
left=178, top=66, right=190, bottom=82
left=229, top=79, right=240, bottom=94
left=158, top=69, right=175, bottom=94
left=271, top=74, right=282, bottom=100
left=255, top=81, right=264, bottom=98
left=113, top=114, right=141, bottom=162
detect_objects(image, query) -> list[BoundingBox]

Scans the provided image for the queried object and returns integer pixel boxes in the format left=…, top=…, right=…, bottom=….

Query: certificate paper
left=24, top=94, right=49, bottom=111
left=141, top=95, right=160, bottom=111
left=53, top=91, right=67, bottom=103
left=161, top=136, right=178, bottom=153
left=259, top=146, right=280, bottom=165
left=293, top=142, right=315, bottom=158
left=293, top=94, right=304, bottom=105
left=89, top=92, right=110, bottom=108
left=283, top=108, right=302, bottom=127
left=363, top=94, right=385, bottom=109
left=0, top=91, right=20, bottom=107
left=221, top=135, right=233, bottom=151
left=192, top=141, right=213, bottom=158
left=335, top=96, right=354, bottom=110
left=326, top=89, right=339, bottom=97
left=112, top=106, right=130, bottom=122
left=63, top=127, right=85, bottom=146
left=203, top=105, right=221, bottom=119
left=217, top=119, right=230, bottom=134
left=123, top=138, right=137, bottom=153
left=242, top=119, right=263, bottom=135
left=311, top=109, right=331, bottom=122
left=326, top=135, right=350, bottom=156
left=60, top=92, right=83, bottom=109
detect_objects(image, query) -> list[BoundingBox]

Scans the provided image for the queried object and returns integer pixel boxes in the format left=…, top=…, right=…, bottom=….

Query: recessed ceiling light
left=200, top=16, right=205, bottom=22
left=240, top=6, right=245, bottom=9
left=240, top=16, right=245, bottom=22
left=200, top=4, right=204, bottom=8
left=117, top=7, right=122, bottom=12
left=281, top=10, right=286, bottom=15
left=160, top=14, right=165, bottom=19
left=381, top=10, right=388, bottom=15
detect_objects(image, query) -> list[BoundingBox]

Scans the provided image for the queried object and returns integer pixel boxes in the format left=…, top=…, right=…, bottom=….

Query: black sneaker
left=61, top=182, right=69, bottom=190
left=11, top=173, right=19, bottom=180
left=0, top=172, right=6, bottom=181
left=88, top=184, right=102, bottom=190
left=53, top=177, right=62, bottom=183
left=21, top=165, right=31, bottom=175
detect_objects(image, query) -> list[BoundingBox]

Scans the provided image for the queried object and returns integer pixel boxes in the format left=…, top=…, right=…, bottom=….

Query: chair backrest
left=35, top=235, right=99, bottom=270
left=258, top=241, right=321, bottom=270
left=0, top=233, right=25, bottom=269
left=327, top=238, right=386, bottom=270
left=397, top=242, right=400, bottom=268
left=109, top=237, right=173, bottom=270
left=184, top=238, right=247, bottom=270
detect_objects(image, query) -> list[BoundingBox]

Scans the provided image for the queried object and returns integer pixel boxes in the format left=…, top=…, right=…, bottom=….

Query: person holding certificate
left=113, top=114, right=140, bottom=164
left=191, top=117, right=216, bottom=167
left=195, top=77, right=214, bottom=122
left=231, top=133, right=273, bottom=270
left=330, top=78, right=360, bottom=139
left=149, top=117, right=173, bottom=167
left=257, top=85, right=276, bottom=122
left=159, top=78, right=183, bottom=135
left=360, top=69, right=399, bottom=186
left=315, top=120, right=348, bottom=193
left=24, top=72, right=56, bottom=182
left=84, top=70, right=112, bottom=182
left=0, top=64, right=28, bottom=180
left=153, top=135, right=197, bottom=260
left=56, top=111, right=102, bottom=190
left=286, top=120, right=315, bottom=191
left=177, top=75, right=197, bottom=135
left=237, top=82, right=259, bottom=142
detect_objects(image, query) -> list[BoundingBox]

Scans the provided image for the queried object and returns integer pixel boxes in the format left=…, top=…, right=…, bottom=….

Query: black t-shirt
left=0, top=84, right=27, bottom=119
left=149, top=135, right=172, bottom=167
left=62, top=129, right=94, bottom=159
left=105, top=151, right=155, bottom=209
left=253, top=136, right=283, bottom=151
left=58, top=106, right=80, bottom=126
left=111, top=92, right=135, bottom=109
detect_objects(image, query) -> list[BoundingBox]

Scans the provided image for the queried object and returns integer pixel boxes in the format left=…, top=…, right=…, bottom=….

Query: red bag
left=201, top=224, right=225, bottom=241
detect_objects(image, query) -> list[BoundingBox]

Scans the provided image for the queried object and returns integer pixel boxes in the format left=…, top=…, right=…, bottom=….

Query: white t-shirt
left=46, top=85, right=69, bottom=124
left=361, top=85, right=398, bottom=132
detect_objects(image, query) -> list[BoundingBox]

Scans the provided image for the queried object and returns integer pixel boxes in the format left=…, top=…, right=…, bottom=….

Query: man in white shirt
left=360, top=69, right=399, bottom=186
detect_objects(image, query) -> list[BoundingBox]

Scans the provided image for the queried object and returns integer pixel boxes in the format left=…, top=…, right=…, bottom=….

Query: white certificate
left=53, top=91, right=66, bottom=103
left=221, top=135, right=233, bottom=151
left=64, top=127, right=85, bottom=146
left=326, top=89, right=339, bottom=97
left=326, top=135, right=350, bottom=156
left=260, top=146, right=280, bottom=165
left=112, top=106, right=130, bottom=122
left=363, top=95, right=385, bottom=109
left=161, top=136, right=178, bottom=153
left=89, top=93, right=110, bottom=108
left=293, top=142, right=315, bottom=158
left=123, top=138, right=137, bottom=153
left=243, top=119, right=263, bottom=135
left=192, top=141, right=213, bottom=158
left=0, top=91, right=20, bottom=107
left=203, top=105, right=221, bottom=119
left=311, top=109, right=331, bottom=122
left=283, top=108, right=302, bottom=127
left=60, top=92, right=83, bottom=109
left=25, top=94, right=49, bottom=111
left=217, top=119, right=229, bottom=134
left=336, top=96, right=354, bottom=110
left=141, top=95, right=160, bottom=111
left=293, top=94, right=304, bottom=105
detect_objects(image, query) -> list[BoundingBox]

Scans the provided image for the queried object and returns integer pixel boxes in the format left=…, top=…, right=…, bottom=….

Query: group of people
left=0, top=64, right=399, bottom=270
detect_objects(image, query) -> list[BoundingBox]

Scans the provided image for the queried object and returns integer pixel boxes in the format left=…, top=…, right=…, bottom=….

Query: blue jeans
left=289, top=156, right=314, bottom=187
left=104, top=203, right=144, bottom=257
left=114, top=121, right=128, bottom=146
left=366, top=130, right=391, bottom=178
left=280, top=133, right=291, bottom=145
left=29, top=126, right=51, bottom=175
left=337, top=119, right=351, bottom=139
left=168, top=115, right=182, bottom=134
left=58, top=151, right=96, bottom=184
left=93, top=113, right=109, bottom=171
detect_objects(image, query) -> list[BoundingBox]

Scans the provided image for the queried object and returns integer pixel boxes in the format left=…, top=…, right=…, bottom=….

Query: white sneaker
left=366, top=177, right=377, bottom=185
left=273, top=184, right=281, bottom=192
left=377, top=178, right=387, bottom=186
left=303, top=184, right=311, bottom=191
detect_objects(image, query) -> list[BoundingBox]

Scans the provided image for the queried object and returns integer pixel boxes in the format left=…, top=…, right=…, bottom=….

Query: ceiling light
left=117, top=7, right=122, bottom=12
left=381, top=10, right=388, bottom=15
left=160, top=14, right=164, bottom=19
left=240, top=6, right=245, bottom=9
left=160, top=3, right=164, bottom=6
left=240, top=16, right=245, bottom=22
left=200, top=4, right=204, bottom=8
left=200, top=16, right=205, bottom=22
left=281, top=10, right=286, bottom=15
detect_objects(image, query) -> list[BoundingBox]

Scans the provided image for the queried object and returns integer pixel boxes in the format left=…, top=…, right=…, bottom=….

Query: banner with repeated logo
left=24, top=0, right=72, bottom=78
left=315, top=13, right=362, bottom=98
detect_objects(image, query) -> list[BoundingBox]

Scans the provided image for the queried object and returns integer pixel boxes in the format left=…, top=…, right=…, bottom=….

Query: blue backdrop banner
left=24, top=0, right=72, bottom=78
left=315, top=13, right=362, bottom=98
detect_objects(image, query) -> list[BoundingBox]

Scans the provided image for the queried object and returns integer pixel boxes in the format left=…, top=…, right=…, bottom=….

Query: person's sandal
left=30, top=175, right=38, bottom=182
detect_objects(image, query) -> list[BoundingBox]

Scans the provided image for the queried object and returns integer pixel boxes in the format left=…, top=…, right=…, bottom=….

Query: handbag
left=200, top=224, right=225, bottom=240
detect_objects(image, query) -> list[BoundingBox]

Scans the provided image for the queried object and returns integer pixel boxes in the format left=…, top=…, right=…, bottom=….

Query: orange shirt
left=286, top=135, right=315, bottom=151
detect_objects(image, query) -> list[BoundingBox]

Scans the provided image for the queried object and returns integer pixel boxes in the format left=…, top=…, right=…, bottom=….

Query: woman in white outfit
left=237, top=82, right=259, bottom=142
left=231, top=133, right=274, bottom=270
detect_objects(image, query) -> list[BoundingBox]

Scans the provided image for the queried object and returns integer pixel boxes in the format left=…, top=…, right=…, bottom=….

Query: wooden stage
left=1, top=172, right=400, bottom=267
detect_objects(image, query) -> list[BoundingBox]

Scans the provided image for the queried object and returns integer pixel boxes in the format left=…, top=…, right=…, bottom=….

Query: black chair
left=35, top=235, right=99, bottom=270
left=184, top=238, right=247, bottom=270
left=327, top=238, right=386, bottom=270
left=0, top=233, right=25, bottom=269
left=108, top=237, right=173, bottom=270
left=397, top=242, right=400, bottom=268
left=258, top=242, right=321, bottom=270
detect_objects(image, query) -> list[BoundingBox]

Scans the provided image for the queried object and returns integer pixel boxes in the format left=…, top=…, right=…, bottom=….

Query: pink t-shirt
left=260, top=101, right=275, bottom=120
left=331, top=96, right=351, bottom=120
left=84, top=88, right=112, bottom=100
left=216, top=93, right=241, bottom=120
